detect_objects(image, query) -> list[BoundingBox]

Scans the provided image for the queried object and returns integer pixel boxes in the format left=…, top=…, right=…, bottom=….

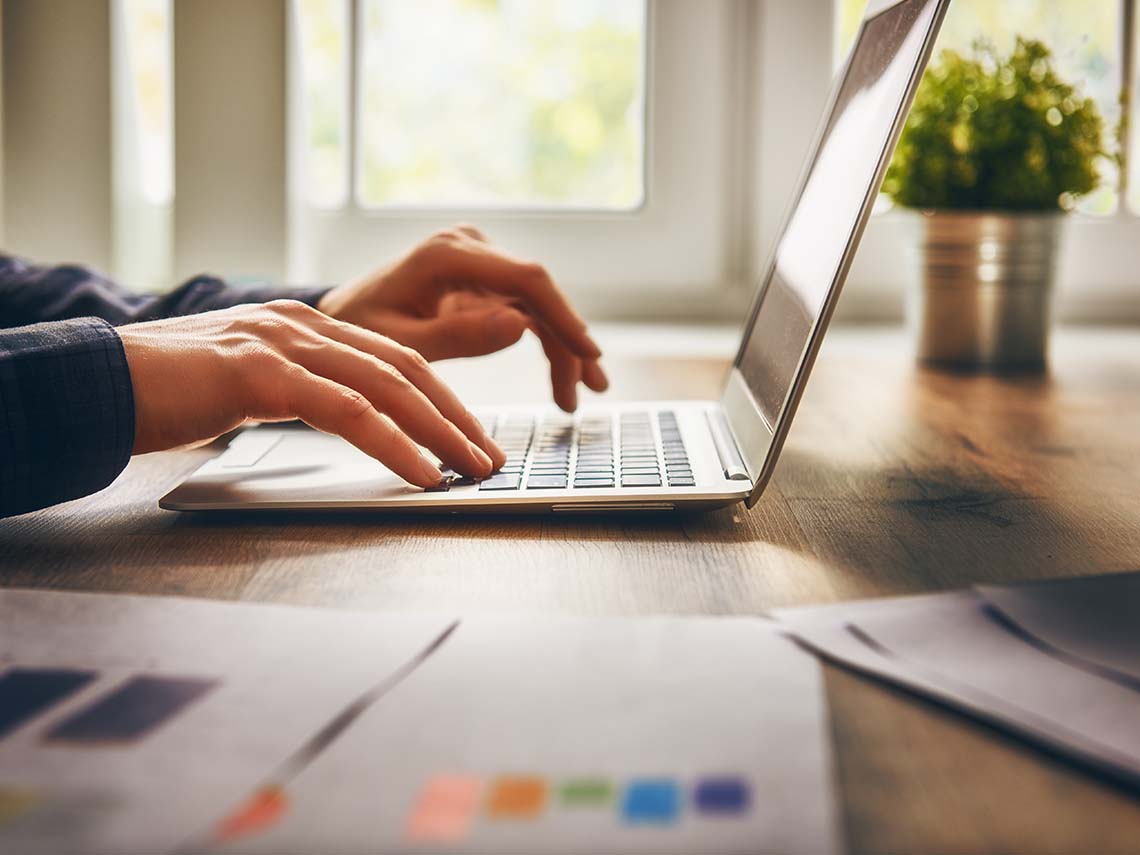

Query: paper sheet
left=0, top=589, right=456, bottom=855
left=777, top=589, right=1140, bottom=789
left=978, top=571, right=1140, bottom=688
left=206, top=616, right=840, bottom=855
left=0, top=591, right=839, bottom=854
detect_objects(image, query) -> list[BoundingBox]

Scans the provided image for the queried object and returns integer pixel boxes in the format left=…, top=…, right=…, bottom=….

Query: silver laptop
left=162, top=0, right=949, bottom=515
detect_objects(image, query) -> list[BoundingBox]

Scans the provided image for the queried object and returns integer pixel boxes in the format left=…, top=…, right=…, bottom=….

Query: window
left=288, top=1, right=744, bottom=308
left=357, top=0, right=646, bottom=210
left=295, top=0, right=646, bottom=211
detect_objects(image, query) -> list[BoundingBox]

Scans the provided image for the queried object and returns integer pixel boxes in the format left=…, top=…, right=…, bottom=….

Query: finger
left=530, top=321, right=582, bottom=413
left=289, top=338, right=495, bottom=478
left=433, top=239, right=603, bottom=361
left=263, top=365, right=443, bottom=489
left=307, top=317, right=507, bottom=469
left=581, top=358, right=609, bottom=393
left=383, top=306, right=529, bottom=361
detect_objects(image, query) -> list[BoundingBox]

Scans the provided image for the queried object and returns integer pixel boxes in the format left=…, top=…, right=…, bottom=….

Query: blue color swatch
left=694, top=777, right=751, bottom=815
left=621, top=779, right=680, bottom=825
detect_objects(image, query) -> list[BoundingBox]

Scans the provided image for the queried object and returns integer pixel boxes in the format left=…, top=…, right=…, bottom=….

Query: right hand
left=117, top=300, right=504, bottom=488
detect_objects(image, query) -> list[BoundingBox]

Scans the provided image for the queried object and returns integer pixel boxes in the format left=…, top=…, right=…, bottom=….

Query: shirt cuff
left=0, top=318, right=135, bottom=517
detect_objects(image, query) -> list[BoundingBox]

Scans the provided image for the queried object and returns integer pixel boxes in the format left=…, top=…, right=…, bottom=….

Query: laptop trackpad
left=172, top=428, right=420, bottom=506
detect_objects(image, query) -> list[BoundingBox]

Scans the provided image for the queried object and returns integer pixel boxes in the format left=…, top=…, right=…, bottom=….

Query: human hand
left=118, top=300, right=504, bottom=488
left=317, top=225, right=608, bottom=412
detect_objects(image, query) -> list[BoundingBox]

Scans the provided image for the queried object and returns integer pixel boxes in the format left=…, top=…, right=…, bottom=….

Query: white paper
left=0, top=589, right=456, bottom=855
left=209, top=616, right=840, bottom=855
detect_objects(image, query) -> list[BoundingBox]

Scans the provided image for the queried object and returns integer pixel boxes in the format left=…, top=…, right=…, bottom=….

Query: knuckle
left=335, top=387, right=373, bottom=420
left=397, top=345, right=431, bottom=375
left=517, top=261, right=550, bottom=292
left=423, top=229, right=465, bottom=256
left=373, top=359, right=413, bottom=392
left=434, top=227, right=463, bottom=243
left=244, top=311, right=297, bottom=341
left=265, top=298, right=313, bottom=317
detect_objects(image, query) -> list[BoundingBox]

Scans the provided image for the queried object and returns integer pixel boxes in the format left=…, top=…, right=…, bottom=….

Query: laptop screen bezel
left=719, top=0, right=950, bottom=508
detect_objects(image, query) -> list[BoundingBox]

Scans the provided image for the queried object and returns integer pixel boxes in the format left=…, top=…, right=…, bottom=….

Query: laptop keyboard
left=440, top=410, right=693, bottom=492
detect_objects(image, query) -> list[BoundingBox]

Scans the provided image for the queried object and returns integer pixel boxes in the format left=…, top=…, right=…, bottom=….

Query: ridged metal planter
left=907, top=211, right=1061, bottom=371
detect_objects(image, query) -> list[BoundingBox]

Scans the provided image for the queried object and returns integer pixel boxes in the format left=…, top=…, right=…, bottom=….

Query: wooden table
left=4, top=324, right=1140, bottom=852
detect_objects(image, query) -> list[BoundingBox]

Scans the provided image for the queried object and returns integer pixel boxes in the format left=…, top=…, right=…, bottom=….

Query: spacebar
left=479, top=474, right=521, bottom=491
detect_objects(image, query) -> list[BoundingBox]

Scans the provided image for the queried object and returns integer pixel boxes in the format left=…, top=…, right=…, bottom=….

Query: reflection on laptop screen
left=737, top=0, right=935, bottom=428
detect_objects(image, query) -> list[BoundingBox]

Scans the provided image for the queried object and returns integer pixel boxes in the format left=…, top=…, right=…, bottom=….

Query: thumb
left=394, top=307, right=529, bottom=360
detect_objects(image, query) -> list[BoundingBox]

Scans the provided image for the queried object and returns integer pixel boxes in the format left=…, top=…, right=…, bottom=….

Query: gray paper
left=978, top=571, right=1140, bottom=688
left=777, top=591, right=1140, bottom=789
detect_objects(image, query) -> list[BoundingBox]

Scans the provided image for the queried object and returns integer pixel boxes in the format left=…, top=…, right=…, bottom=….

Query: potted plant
left=883, top=37, right=1111, bottom=370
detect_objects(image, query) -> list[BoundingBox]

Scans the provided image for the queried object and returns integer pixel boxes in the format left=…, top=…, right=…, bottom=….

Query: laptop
left=162, top=0, right=950, bottom=515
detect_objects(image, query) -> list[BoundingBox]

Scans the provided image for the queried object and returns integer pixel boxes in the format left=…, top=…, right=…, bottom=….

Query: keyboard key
left=574, top=479, right=615, bottom=488
left=527, top=476, right=568, bottom=489
left=479, top=474, right=521, bottom=491
left=669, top=478, right=696, bottom=487
left=622, top=475, right=662, bottom=487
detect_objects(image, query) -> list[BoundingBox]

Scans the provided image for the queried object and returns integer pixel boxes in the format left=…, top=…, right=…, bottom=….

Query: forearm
left=0, top=319, right=135, bottom=518
left=0, top=254, right=329, bottom=327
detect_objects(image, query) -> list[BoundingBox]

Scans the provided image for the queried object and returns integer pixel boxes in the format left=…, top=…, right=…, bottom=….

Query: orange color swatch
left=214, top=786, right=289, bottom=843
left=486, top=775, right=548, bottom=819
left=405, top=775, right=483, bottom=843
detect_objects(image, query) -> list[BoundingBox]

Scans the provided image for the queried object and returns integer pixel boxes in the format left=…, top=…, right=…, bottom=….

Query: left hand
left=317, top=225, right=608, bottom=412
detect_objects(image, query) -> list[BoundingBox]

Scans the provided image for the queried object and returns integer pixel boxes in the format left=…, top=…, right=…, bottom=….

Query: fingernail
left=484, top=436, right=507, bottom=468
left=469, top=441, right=493, bottom=473
left=419, top=456, right=443, bottom=485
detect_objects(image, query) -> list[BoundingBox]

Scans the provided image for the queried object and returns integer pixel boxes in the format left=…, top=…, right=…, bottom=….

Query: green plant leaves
left=884, top=38, right=1110, bottom=211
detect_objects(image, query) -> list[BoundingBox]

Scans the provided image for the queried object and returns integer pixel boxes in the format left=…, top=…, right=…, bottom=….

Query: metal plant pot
left=908, top=211, right=1061, bottom=371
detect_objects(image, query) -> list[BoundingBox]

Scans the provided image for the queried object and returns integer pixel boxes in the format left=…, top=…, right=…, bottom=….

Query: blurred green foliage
left=354, top=0, right=644, bottom=208
left=883, top=38, right=1111, bottom=211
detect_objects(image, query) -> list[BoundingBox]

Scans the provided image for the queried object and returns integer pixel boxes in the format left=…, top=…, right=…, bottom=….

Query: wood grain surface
left=3, top=324, right=1139, bottom=852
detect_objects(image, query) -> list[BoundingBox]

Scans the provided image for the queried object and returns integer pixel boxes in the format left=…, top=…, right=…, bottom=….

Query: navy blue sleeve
left=0, top=318, right=135, bottom=518
left=0, top=254, right=330, bottom=328
left=0, top=255, right=332, bottom=517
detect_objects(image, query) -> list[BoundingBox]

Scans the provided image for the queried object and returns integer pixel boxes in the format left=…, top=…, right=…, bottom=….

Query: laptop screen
left=735, top=0, right=939, bottom=429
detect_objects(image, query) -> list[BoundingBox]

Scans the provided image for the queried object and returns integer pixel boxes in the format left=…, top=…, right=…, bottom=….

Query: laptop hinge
left=705, top=410, right=750, bottom=482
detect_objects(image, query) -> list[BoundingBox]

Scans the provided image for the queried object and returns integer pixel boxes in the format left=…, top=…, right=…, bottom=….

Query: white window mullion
left=347, top=0, right=361, bottom=210
left=111, top=0, right=173, bottom=293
